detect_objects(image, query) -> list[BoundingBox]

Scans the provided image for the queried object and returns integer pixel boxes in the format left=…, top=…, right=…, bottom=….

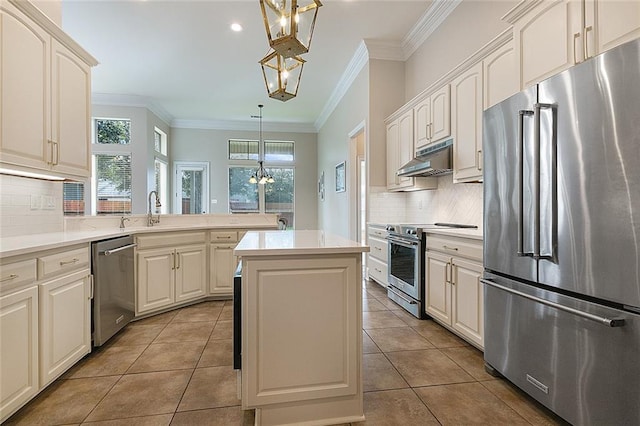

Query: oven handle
left=387, top=236, right=419, bottom=247
left=387, top=286, right=417, bottom=305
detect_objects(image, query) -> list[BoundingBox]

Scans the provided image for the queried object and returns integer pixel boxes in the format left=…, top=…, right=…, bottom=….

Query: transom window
left=229, top=139, right=259, bottom=160
left=94, top=119, right=130, bottom=145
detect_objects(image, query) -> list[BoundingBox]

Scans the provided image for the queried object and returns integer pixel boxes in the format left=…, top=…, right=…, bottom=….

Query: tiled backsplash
left=369, top=176, right=483, bottom=227
left=0, top=175, right=64, bottom=237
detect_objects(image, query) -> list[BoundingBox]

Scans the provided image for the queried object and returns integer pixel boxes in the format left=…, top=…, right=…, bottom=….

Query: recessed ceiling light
left=231, top=23, right=243, bottom=32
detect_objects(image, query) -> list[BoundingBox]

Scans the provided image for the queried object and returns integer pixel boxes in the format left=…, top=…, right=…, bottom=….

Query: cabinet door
left=39, top=271, right=90, bottom=387
left=0, top=286, right=39, bottom=423
left=451, top=258, right=484, bottom=349
left=515, top=0, right=582, bottom=88
left=209, top=243, right=235, bottom=296
left=430, top=85, right=451, bottom=143
left=385, top=120, right=399, bottom=189
left=425, top=251, right=451, bottom=324
left=137, top=248, right=175, bottom=314
left=414, top=99, right=431, bottom=150
left=397, top=110, right=414, bottom=189
left=452, top=63, right=483, bottom=183
left=483, top=41, right=518, bottom=109
left=50, top=39, right=91, bottom=177
left=0, top=4, right=50, bottom=171
left=586, top=0, right=640, bottom=59
left=175, top=244, right=207, bottom=303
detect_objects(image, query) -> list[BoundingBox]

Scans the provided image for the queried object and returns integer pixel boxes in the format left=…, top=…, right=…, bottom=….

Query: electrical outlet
left=43, top=196, right=56, bottom=210
left=30, top=195, right=42, bottom=210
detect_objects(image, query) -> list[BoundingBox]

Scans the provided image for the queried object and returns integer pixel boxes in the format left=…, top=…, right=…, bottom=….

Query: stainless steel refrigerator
left=483, top=38, right=640, bottom=425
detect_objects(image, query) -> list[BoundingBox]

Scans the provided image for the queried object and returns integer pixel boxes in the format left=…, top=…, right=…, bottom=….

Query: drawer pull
left=443, top=245, right=459, bottom=251
left=0, top=274, right=18, bottom=282
left=374, top=246, right=382, bottom=251
left=59, top=258, right=80, bottom=266
left=216, top=236, right=232, bottom=239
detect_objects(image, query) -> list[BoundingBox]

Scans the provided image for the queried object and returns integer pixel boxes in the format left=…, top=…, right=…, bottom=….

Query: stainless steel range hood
left=397, top=139, right=453, bottom=177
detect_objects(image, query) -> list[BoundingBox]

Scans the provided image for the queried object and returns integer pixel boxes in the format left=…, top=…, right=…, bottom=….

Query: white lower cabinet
left=0, top=286, right=39, bottom=423
left=38, top=269, right=91, bottom=387
left=137, top=241, right=207, bottom=315
left=425, top=234, right=484, bottom=349
left=209, top=244, right=236, bottom=296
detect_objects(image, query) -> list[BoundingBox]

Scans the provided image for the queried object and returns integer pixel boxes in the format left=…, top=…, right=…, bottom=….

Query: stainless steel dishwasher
left=91, top=235, right=136, bottom=346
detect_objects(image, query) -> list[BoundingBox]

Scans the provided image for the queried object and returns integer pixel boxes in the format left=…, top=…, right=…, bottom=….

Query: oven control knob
left=407, top=229, right=416, bottom=235
left=386, top=225, right=395, bottom=232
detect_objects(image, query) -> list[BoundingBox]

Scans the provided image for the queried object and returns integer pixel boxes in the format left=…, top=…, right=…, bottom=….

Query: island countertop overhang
left=234, top=230, right=370, bottom=257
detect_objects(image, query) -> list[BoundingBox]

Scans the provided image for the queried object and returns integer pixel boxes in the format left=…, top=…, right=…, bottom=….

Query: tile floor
left=5, top=279, right=567, bottom=425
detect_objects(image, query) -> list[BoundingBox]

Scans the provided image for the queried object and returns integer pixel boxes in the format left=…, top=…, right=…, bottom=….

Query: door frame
left=348, top=121, right=366, bottom=243
left=173, top=161, right=210, bottom=214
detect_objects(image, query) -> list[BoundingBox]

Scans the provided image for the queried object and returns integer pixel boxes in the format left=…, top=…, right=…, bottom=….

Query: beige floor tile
left=82, top=414, right=173, bottom=425
left=132, top=310, right=177, bottom=326
left=108, top=324, right=166, bottom=347
left=373, top=295, right=403, bottom=310
left=363, top=298, right=389, bottom=312
left=386, top=349, right=474, bottom=387
left=366, top=326, right=434, bottom=352
left=390, top=308, right=427, bottom=328
left=440, top=346, right=495, bottom=381
left=127, top=342, right=206, bottom=373
left=219, top=304, right=234, bottom=321
left=172, top=302, right=223, bottom=323
left=171, top=406, right=254, bottom=426
left=363, top=353, right=409, bottom=392
left=85, top=370, right=192, bottom=421
left=411, top=321, right=469, bottom=348
left=177, top=366, right=240, bottom=411
left=362, top=311, right=407, bottom=329
left=154, top=321, right=215, bottom=343
left=67, top=345, right=147, bottom=378
left=209, top=320, right=233, bottom=340
left=481, top=380, right=567, bottom=425
left=363, top=331, right=381, bottom=354
left=352, top=389, right=439, bottom=425
left=198, top=338, right=233, bottom=368
left=415, top=382, right=530, bottom=425
left=4, top=376, right=119, bottom=425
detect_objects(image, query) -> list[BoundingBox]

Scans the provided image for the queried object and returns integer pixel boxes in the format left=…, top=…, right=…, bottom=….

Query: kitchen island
left=234, top=230, right=369, bottom=426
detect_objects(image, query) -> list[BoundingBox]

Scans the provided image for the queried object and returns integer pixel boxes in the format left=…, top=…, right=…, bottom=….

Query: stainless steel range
left=386, top=223, right=477, bottom=318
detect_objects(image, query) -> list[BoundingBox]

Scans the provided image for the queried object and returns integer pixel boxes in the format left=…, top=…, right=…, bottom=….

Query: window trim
left=92, top=151, right=133, bottom=215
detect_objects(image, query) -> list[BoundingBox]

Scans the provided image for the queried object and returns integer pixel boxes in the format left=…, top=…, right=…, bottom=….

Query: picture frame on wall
left=318, top=171, right=325, bottom=201
left=335, top=161, right=346, bottom=193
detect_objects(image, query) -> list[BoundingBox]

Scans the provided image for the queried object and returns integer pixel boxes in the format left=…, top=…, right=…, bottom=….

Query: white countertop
left=234, top=230, right=370, bottom=256
left=0, top=215, right=278, bottom=258
left=425, top=227, right=483, bottom=240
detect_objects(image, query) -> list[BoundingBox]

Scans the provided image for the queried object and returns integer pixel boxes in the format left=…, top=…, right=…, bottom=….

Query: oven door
left=387, top=236, right=421, bottom=300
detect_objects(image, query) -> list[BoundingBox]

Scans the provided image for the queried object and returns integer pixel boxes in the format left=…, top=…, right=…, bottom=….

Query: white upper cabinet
left=385, top=120, right=399, bottom=189
left=483, top=40, right=518, bottom=109
left=414, top=85, right=451, bottom=151
left=397, top=110, right=414, bottom=189
left=506, top=0, right=640, bottom=89
left=452, top=62, right=483, bottom=183
left=0, top=0, right=96, bottom=178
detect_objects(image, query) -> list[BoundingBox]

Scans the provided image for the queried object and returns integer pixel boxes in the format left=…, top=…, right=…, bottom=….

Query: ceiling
left=61, top=0, right=437, bottom=131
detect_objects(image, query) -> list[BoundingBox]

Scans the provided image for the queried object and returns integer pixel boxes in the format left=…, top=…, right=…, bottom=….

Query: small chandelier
left=260, top=50, right=305, bottom=102
left=259, top=0, right=322, bottom=58
left=249, top=105, right=274, bottom=185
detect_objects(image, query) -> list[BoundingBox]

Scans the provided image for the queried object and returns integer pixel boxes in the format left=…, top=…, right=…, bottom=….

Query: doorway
left=349, top=122, right=367, bottom=244
left=174, top=161, right=209, bottom=214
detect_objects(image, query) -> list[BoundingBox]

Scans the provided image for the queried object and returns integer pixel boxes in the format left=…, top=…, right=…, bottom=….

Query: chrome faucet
left=147, top=191, right=161, bottom=226
left=119, top=216, right=130, bottom=229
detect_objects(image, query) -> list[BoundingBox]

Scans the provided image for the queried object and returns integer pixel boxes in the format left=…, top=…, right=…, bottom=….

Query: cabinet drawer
left=368, top=256, right=388, bottom=285
left=37, top=247, right=89, bottom=280
left=369, top=237, right=388, bottom=262
left=426, top=235, right=483, bottom=262
left=0, top=259, right=37, bottom=291
left=137, top=232, right=206, bottom=250
left=368, top=226, right=387, bottom=239
left=210, top=231, right=238, bottom=243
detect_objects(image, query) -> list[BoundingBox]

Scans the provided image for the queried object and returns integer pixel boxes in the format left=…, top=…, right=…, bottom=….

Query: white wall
left=317, top=65, right=369, bottom=238
left=170, top=127, right=318, bottom=230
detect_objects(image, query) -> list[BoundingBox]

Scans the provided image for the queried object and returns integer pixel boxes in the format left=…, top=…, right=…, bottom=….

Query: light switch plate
left=30, top=195, right=42, bottom=210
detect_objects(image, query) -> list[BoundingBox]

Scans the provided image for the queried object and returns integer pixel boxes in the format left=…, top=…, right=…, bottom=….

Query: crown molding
left=171, top=119, right=317, bottom=134
left=365, top=39, right=405, bottom=61
left=402, top=0, right=463, bottom=60
left=91, top=93, right=173, bottom=126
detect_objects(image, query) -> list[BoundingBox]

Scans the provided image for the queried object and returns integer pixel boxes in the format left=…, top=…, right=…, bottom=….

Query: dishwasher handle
left=102, top=243, right=137, bottom=256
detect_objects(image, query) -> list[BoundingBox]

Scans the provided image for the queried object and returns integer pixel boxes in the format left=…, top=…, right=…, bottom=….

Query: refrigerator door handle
left=518, top=109, right=534, bottom=257
left=535, top=102, right=556, bottom=260
left=481, top=278, right=626, bottom=328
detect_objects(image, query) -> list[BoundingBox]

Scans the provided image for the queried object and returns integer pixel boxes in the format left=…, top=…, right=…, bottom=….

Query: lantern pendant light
left=259, top=0, right=322, bottom=58
left=260, top=50, right=305, bottom=102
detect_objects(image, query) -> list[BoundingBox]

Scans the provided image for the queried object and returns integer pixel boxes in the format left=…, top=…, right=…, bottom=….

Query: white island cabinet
left=234, top=230, right=369, bottom=426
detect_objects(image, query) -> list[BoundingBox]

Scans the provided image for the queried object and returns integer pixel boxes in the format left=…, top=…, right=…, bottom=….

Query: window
left=63, top=182, right=85, bottom=215
left=154, top=128, right=167, bottom=155
left=93, top=154, right=132, bottom=215
left=265, top=167, right=294, bottom=228
left=265, top=141, right=294, bottom=162
left=95, top=119, right=130, bottom=144
left=229, top=167, right=259, bottom=213
left=229, top=139, right=259, bottom=160
left=174, top=162, right=209, bottom=214
left=154, top=127, right=168, bottom=213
